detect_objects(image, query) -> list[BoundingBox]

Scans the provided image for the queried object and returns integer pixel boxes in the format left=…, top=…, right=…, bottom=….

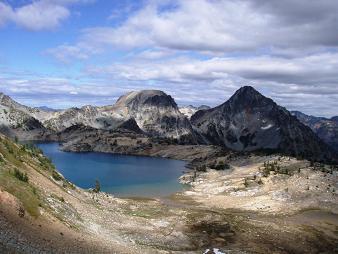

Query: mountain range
left=0, top=87, right=337, bottom=162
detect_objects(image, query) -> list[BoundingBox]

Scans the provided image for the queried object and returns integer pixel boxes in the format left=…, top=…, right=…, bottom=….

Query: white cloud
left=45, top=44, right=89, bottom=63
left=86, top=52, right=338, bottom=88
left=131, top=49, right=174, bottom=60
left=14, top=1, right=70, bottom=31
left=0, top=2, right=13, bottom=27
left=51, top=0, right=338, bottom=59
left=0, top=0, right=93, bottom=31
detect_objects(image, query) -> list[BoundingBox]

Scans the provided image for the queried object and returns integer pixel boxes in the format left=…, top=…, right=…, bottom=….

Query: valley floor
left=0, top=140, right=337, bottom=253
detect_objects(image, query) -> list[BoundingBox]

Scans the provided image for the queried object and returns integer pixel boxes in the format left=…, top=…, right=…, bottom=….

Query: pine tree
left=94, top=179, right=101, bottom=193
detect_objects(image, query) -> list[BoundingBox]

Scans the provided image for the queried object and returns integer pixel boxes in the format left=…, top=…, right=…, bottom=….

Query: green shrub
left=93, top=179, right=101, bottom=193
left=13, top=168, right=29, bottom=182
left=210, top=161, right=230, bottom=170
left=52, top=171, right=63, bottom=181
left=244, top=178, right=249, bottom=187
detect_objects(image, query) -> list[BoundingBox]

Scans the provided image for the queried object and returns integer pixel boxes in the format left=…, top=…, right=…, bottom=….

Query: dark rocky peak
left=191, top=86, right=338, bottom=162
left=226, top=86, right=273, bottom=109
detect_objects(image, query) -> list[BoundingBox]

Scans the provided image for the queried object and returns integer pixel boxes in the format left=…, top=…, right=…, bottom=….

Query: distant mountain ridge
left=0, top=88, right=337, bottom=162
left=179, top=105, right=210, bottom=119
left=35, top=106, right=60, bottom=112
left=291, top=111, right=338, bottom=152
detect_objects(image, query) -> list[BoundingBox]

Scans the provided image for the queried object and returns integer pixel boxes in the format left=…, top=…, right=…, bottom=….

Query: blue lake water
left=35, top=143, right=187, bottom=198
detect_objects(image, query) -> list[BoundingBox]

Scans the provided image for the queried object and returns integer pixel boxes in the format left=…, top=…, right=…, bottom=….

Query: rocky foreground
left=0, top=134, right=337, bottom=253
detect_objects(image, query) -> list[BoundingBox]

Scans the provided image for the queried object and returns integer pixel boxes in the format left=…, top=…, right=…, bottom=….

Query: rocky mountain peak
left=116, top=90, right=177, bottom=109
left=226, top=86, right=271, bottom=109
left=191, top=86, right=337, bottom=162
left=113, top=90, right=195, bottom=141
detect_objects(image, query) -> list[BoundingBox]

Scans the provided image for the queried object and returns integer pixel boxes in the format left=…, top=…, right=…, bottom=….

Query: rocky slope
left=292, top=111, right=338, bottom=152
left=0, top=93, right=50, bottom=140
left=191, top=86, right=337, bottom=162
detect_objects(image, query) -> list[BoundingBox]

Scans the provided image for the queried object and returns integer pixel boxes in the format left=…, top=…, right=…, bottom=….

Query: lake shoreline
left=34, top=142, right=188, bottom=198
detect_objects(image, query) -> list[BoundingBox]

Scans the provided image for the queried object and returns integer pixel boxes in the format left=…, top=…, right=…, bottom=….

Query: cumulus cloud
left=49, top=0, right=338, bottom=58
left=0, top=0, right=92, bottom=30
left=14, top=1, right=70, bottom=31
left=86, top=52, right=338, bottom=88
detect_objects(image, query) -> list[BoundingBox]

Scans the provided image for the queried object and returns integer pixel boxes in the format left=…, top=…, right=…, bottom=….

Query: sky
left=0, top=0, right=337, bottom=117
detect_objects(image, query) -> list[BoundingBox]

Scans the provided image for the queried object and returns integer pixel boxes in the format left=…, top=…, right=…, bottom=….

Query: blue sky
left=0, top=0, right=338, bottom=117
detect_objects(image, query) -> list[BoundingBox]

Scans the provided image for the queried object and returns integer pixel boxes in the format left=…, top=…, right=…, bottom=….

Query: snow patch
left=261, top=124, right=273, bottom=130
left=204, top=248, right=226, bottom=254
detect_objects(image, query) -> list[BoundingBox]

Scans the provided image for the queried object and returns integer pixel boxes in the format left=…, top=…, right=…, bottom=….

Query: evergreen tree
left=94, top=179, right=101, bottom=193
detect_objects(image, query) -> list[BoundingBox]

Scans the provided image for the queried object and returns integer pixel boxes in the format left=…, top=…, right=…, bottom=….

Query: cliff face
left=191, top=86, right=337, bottom=162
